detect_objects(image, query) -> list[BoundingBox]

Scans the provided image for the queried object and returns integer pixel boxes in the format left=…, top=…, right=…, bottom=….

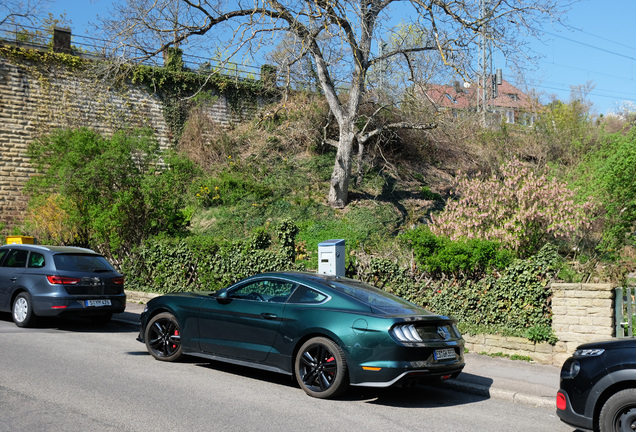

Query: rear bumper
left=32, top=293, right=126, bottom=317
left=350, top=359, right=465, bottom=388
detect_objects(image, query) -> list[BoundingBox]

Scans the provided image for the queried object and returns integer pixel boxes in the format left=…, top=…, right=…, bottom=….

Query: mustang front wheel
left=295, top=337, right=348, bottom=398
left=145, top=312, right=183, bottom=362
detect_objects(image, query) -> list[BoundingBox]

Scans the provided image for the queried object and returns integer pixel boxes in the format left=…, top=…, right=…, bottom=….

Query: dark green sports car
left=137, top=272, right=465, bottom=398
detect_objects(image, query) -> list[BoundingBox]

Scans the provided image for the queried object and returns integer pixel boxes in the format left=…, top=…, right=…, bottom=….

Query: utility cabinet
left=318, top=239, right=345, bottom=277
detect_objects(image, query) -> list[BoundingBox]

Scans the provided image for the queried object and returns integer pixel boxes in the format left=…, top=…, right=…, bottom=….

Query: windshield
left=327, top=278, right=430, bottom=315
left=53, top=254, right=115, bottom=272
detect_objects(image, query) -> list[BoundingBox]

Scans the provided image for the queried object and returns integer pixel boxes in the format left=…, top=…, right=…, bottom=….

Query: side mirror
left=216, top=291, right=231, bottom=304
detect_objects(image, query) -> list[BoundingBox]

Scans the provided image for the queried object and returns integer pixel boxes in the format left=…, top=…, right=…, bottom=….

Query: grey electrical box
left=318, top=239, right=345, bottom=277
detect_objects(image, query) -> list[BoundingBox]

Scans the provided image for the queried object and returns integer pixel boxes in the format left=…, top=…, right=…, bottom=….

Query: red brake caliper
left=326, top=356, right=335, bottom=376
left=173, top=329, right=179, bottom=349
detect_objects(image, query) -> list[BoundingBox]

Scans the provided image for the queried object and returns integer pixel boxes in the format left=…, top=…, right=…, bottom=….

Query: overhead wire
left=535, top=27, right=636, bottom=107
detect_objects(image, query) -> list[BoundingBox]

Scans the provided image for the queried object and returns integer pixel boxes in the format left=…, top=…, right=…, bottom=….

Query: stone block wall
left=0, top=55, right=170, bottom=227
left=464, top=283, right=615, bottom=366
left=0, top=52, right=266, bottom=228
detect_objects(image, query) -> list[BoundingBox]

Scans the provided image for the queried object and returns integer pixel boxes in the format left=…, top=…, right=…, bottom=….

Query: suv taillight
left=47, top=275, right=81, bottom=285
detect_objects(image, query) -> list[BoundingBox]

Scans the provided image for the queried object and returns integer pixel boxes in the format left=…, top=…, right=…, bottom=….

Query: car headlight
left=573, top=348, right=605, bottom=357
left=391, top=324, right=423, bottom=343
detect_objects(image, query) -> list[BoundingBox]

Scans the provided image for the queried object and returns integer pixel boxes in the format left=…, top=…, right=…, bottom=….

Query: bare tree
left=103, top=0, right=571, bottom=208
left=1, top=0, right=49, bottom=26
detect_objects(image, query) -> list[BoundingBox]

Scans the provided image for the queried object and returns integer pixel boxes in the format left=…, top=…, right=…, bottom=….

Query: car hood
left=576, top=337, right=636, bottom=351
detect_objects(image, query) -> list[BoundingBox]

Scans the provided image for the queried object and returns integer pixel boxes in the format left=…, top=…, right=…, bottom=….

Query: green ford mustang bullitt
left=138, top=271, right=465, bottom=398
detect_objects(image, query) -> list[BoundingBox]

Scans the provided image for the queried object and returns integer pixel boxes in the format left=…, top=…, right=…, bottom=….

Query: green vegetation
left=478, top=352, right=534, bottom=362
left=24, top=128, right=198, bottom=257
left=12, top=77, right=636, bottom=345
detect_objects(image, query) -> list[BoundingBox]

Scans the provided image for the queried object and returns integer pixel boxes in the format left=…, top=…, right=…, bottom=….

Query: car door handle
left=260, top=313, right=278, bottom=320
left=10, top=277, right=17, bottom=282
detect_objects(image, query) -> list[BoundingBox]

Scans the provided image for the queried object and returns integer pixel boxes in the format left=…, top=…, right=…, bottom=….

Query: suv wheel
left=599, top=388, right=636, bottom=432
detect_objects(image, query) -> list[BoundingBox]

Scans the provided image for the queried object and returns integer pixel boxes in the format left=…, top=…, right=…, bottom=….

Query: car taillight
left=113, top=277, right=124, bottom=285
left=556, top=391, right=567, bottom=411
left=391, top=324, right=423, bottom=342
left=47, top=275, right=81, bottom=285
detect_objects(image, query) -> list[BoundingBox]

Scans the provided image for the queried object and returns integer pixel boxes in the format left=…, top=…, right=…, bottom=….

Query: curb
left=439, top=379, right=554, bottom=409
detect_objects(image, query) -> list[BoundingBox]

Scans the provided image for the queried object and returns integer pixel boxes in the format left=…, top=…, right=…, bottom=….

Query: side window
left=28, top=252, right=45, bottom=268
left=287, top=285, right=329, bottom=304
left=229, top=280, right=297, bottom=302
left=0, top=250, right=7, bottom=266
left=2, top=249, right=29, bottom=268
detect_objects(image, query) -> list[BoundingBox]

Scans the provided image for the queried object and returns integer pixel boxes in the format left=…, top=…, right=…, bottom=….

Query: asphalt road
left=0, top=313, right=576, bottom=432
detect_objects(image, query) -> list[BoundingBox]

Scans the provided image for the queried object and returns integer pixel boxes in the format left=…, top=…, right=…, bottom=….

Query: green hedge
left=122, top=229, right=560, bottom=343
left=353, top=244, right=560, bottom=343
left=121, top=220, right=300, bottom=293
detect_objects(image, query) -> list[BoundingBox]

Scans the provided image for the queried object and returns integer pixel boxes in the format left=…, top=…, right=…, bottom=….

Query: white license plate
left=85, top=299, right=111, bottom=307
left=434, top=348, right=456, bottom=361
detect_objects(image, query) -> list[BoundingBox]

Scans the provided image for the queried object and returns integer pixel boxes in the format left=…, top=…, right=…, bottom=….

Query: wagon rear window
left=53, top=254, right=115, bottom=272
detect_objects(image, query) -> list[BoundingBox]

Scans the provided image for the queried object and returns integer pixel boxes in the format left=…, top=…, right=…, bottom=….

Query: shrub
left=25, top=127, right=200, bottom=257
left=400, top=227, right=514, bottom=279
left=577, top=129, right=636, bottom=255
left=429, top=157, right=596, bottom=257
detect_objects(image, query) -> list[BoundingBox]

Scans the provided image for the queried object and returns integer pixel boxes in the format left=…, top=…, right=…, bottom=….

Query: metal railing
left=615, top=286, right=636, bottom=337
left=0, top=22, right=269, bottom=82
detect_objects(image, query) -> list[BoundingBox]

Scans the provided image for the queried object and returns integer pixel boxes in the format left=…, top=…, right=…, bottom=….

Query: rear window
left=328, top=278, right=426, bottom=315
left=53, top=254, right=115, bottom=272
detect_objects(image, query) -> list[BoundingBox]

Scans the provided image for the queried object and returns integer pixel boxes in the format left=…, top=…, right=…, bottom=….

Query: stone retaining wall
left=0, top=55, right=170, bottom=226
left=465, top=283, right=615, bottom=366
left=125, top=290, right=160, bottom=304
left=0, top=52, right=270, bottom=228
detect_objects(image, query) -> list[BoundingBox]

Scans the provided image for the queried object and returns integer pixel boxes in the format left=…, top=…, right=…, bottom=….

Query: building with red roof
left=425, top=80, right=538, bottom=125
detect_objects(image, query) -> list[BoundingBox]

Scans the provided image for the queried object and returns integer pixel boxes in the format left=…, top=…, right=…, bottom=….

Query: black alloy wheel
left=145, top=312, right=183, bottom=362
left=295, top=337, right=348, bottom=399
left=600, top=388, right=636, bottom=432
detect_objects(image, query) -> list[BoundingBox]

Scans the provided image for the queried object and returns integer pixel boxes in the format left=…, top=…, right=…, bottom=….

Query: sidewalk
left=114, top=302, right=561, bottom=409
left=439, top=352, right=560, bottom=408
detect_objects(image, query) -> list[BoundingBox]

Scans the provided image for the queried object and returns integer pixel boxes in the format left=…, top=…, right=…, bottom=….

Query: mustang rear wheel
left=599, top=388, right=636, bottom=432
left=145, top=312, right=183, bottom=362
left=12, top=292, right=36, bottom=328
left=295, top=337, right=348, bottom=399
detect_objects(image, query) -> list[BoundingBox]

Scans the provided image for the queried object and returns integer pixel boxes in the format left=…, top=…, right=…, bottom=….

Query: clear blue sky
left=49, top=0, right=636, bottom=115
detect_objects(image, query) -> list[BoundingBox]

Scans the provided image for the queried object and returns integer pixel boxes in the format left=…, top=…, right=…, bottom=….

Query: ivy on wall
left=0, top=45, right=279, bottom=145
left=130, top=48, right=278, bottom=143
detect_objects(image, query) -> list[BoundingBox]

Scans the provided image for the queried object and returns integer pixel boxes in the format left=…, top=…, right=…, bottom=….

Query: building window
left=506, top=110, right=515, bottom=124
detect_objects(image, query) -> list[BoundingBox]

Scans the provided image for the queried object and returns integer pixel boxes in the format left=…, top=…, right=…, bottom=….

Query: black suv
left=557, top=338, right=636, bottom=432
left=0, top=244, right=126, bottom=327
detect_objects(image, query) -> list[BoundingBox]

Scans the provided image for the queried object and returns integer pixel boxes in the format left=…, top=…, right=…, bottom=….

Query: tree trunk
left=328, top=126, right=356, bottom=208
